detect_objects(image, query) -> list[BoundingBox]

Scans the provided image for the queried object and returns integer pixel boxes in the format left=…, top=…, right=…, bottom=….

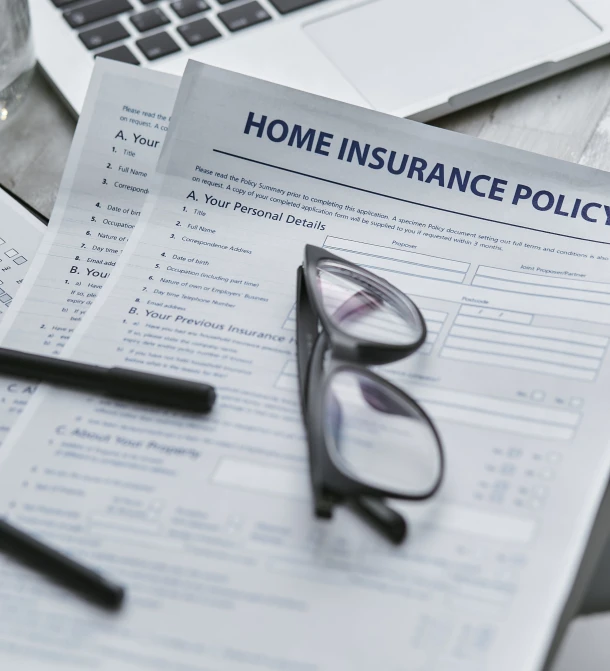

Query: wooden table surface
left=3, top=58, right=610, bottom=669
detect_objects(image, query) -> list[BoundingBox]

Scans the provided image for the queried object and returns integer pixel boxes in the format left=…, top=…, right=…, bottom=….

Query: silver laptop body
left=30, top=0, right=610, bottom=119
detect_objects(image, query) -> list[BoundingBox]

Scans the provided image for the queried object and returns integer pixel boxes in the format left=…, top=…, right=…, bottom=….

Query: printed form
left=0, top=61, right=178, bottom=445
left=0, top=60, right=178, bottom=356
left=1, top=62, right=610, bottom=670
left=0, top=188, right=46, bottom=310
left=0, top=188, right=46, bottom=443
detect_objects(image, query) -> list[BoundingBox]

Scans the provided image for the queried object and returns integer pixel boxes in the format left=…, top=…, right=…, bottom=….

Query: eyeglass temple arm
left=349, top=498, right=407, bottom=544
left=298, top=266, right=409, bottom=543
left=296, top=266, right=319, bottom=411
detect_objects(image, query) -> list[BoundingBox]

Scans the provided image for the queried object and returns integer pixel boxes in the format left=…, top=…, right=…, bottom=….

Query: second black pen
left=0, top=347, right=216, bottom=413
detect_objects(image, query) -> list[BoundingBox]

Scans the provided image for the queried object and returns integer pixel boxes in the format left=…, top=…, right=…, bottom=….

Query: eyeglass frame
left=296, top=244, right=445, bottom=544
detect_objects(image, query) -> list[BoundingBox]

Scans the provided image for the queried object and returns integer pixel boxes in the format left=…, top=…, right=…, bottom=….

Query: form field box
left=459, top=305, right=533, bottom=325
left=412, top=385, right=579, bottom=440
left=324, top=237, right=469, bottom=283
left=473, top=266, right=610, bottom=305
left=443, top=347, right=595, bottom=382
left=450, top=325, right=604, bottom=358
left=443, top=306, right=608, bottom=381
left=89, top=512, right=160, bottom=534
left=454, top=314, right=607, bottom=347
left=416, top=386, right=579, bottom=425
left=406, top=503, right=536, bottom=544
left=445, top=336, right=599, bottom=370
left=213, top=459, right=308, bottom=500
left=426, top=399, right=575, bottom=439
left=422, top=309, right=447, bottom=323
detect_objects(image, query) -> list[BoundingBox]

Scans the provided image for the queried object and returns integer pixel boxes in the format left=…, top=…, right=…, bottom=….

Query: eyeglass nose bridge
left=323, top=328, right=358, bottom=362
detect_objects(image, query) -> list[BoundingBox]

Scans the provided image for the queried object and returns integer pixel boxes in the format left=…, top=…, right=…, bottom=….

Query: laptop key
left=96, top=45, right=140, bottom=65
left=170, top=0, right=209, bottom=19
left=79, top=20, right=129, bottom=50
left=268, top=0, right=326, bottom=14
left=64, top=0, right=132, bottom=29
left=51, top=0, right=81, bottom=7
left=130, top=8, right=170, bottom=33
left=177, top=18, right=220, bottom=47
left=136, top=31, right=181, bottom=60
left=216, top=0, right=239, bottom=4
left=218, top=1, right=271, bottom=32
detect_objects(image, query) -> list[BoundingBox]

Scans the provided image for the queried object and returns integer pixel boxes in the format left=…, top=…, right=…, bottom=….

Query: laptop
left=31, top=0, right=610, bottom=120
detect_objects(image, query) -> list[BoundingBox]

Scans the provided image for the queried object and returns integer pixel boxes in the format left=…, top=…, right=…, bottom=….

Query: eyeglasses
left=296, top=244, right=444, bottom=544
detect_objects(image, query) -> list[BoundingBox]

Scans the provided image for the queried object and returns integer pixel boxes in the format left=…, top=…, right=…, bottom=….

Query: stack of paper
left=0, top=58, right=610, bottom=671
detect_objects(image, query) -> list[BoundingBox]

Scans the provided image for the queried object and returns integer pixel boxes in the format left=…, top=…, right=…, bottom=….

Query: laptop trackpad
left=303, top=0, right=599, bottom=113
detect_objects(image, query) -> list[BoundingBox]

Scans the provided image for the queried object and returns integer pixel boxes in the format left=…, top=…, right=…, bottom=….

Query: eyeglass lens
left=316, top=260, right=424, bottom=345
left=323, top=369, right=442, bottom=496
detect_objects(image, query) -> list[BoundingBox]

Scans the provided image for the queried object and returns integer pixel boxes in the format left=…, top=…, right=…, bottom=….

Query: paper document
left=0, top=62, right=178, bottom=446
left=0, top=188, right=46, bottom=441
left=1, top=61, right=610, bottom=670
left=0, top=60, right=179, bottom=356
left=0, top=187, right=46, bottom=311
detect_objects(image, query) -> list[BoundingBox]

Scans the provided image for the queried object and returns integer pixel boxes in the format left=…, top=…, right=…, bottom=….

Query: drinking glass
left=0, top=0, right=35, bottom=125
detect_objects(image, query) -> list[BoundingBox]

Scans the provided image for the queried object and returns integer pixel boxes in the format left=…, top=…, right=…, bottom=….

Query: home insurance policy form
left=2, top=61, right=610, bottom=670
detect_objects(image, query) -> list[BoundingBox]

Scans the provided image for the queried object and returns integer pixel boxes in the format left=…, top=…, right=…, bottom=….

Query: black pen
left=0, top=518, right=125, bottom=609
left=0, top=347, right=216, bottom=412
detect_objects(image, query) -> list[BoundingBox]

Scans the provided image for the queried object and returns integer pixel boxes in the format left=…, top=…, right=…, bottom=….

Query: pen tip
left=101, top=580, right=126, bottom=610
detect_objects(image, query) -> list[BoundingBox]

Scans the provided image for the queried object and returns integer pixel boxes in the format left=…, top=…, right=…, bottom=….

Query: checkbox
left=12, top=256, right=26, bottom=265
left=4, top=249, right=18, bottom=259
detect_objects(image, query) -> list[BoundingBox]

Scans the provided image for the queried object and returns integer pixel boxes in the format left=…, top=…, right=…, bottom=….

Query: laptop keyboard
left=49, top=0, right=329, bottom=65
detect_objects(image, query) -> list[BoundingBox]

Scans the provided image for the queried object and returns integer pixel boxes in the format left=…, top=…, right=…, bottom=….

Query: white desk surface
left=2, top=60, right=610, bottom=669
